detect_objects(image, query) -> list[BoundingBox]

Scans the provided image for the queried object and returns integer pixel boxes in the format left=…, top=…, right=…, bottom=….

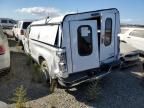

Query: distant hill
left=121, top=24, right=144, bottom=28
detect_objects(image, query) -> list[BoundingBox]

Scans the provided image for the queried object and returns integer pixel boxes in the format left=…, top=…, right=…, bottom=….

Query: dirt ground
left=1, top=37, right=144, bottom=108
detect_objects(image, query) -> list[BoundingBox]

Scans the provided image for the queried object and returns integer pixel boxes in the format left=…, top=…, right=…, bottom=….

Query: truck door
left=100, top=13, right=116, bottom=62
left=70, top=20, right=99, bottom=73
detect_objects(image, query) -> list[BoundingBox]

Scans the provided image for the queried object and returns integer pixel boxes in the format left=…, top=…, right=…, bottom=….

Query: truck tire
left=40, top=60, right=57, bottom=93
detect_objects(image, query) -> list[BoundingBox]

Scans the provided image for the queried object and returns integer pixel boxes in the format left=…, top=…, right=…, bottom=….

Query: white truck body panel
left=23, top=8, right=120, bottom=86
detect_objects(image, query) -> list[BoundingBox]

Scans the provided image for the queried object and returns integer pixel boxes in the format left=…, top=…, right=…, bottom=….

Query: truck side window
left=77, top=25, right=92, bottom=56
left=104, top=18, right=112, bottom=46
left=1, top=20, right=7, bottom=23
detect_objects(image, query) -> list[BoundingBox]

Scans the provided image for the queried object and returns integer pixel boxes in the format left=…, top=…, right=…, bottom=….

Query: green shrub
left=31, top=63, right=44, bottom=83
left=25, top=55, right=44, bottom=83
left=84, top=81, right=101, bottom=101
left=11, top=85, right=29, bottom=108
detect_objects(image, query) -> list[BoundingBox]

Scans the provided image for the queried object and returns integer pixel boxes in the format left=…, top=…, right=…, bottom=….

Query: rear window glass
left=120, top=28, right=129, bottom=34
left=77, top=25, right=92, bottom=56
left=129, top=30, right=144, bottom=38
left=104, top=18, right=112, bottom=46
left=23, top=22, right=31, bottom=29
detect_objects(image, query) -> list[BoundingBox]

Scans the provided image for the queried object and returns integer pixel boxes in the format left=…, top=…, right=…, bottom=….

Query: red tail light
left=0, top=45, right=5, bottom=55
left=21, top=30, right=24, bottom=35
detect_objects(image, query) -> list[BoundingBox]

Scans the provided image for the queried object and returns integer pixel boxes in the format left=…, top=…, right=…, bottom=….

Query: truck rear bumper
left=58, top=60, right=120, bottom=87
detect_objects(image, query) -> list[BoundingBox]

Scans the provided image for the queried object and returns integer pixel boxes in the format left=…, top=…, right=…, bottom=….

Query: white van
left=0, top=27, right=10, bottom=73
left=12, top=20, right=32, bottom=43
left=24, top=8, right=120, bottom=87
left=0, top=18, right=16, bottom=29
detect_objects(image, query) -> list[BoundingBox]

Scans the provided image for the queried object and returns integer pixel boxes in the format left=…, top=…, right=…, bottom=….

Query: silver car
left=0, top=27, right=10, bottom=73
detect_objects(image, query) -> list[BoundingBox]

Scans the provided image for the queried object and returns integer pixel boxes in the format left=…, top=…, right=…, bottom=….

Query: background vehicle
left=0, top=18, right=17, bottom=29
left=12, top=20, right=32, bottom=43
left=24, top=8, right=120, bottom=88
left=119, top=27, right=144, bottom=54
left=0, top=27, right=10, bottom=73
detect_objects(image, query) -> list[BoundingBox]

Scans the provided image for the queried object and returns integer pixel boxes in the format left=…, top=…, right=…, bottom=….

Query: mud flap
left=50, top=79, right=57, bottom=93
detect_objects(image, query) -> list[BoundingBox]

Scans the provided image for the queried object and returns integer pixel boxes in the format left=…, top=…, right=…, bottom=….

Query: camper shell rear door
left=69, top=20, right=99, bottom=73
left=100, top=12, right=116, bottom=62
left=62, top=8, right=119, bottom=74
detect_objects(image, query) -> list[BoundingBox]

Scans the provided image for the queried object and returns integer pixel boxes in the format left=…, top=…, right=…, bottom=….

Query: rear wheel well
left=39, top=56, right=45, bottom=64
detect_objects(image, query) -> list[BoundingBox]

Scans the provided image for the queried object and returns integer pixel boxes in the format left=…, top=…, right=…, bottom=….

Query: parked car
left=12, top=20, right=32, bottom=44
left=0, top=18, right=17, bottom=29
left=119, top=27, right=144, bottom=54
left=23, top=8, right=120, bottom=88
left=0, top=27, right=10, bottom=73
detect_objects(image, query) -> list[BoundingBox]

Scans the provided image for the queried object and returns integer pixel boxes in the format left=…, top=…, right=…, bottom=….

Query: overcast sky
left=0, top=0, right=144, bottom=25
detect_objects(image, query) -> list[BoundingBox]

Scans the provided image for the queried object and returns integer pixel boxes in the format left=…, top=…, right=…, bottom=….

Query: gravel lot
left=0, top=32, right=144, bottom=108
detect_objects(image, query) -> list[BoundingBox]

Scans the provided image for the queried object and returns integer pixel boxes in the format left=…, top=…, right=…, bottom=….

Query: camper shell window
left=54, top=25, right=63, bottom=48
left=30, top=24, right=59, bottom=47
left=77, top=25, right=92, bottom=56
left=104, top=18, right=112, bottom=46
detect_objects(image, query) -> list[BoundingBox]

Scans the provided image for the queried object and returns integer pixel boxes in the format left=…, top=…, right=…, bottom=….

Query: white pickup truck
left=23, top=8, right=120, bottom=88
left=12, top=20, right=32, bottom=44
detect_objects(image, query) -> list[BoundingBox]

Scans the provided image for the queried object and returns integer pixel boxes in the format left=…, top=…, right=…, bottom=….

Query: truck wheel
left=40, top=60, right=57, bottom=93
